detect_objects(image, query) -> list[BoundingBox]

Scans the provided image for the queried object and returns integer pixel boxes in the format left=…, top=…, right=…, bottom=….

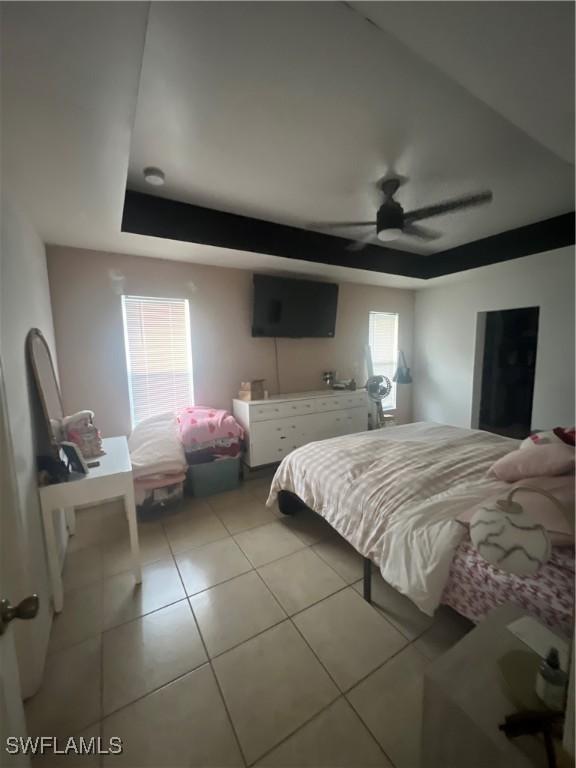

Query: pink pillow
left=520, top=427, right=576, bottom=450
left=459, top=476, right=575, bottom=544
left=490, top=444, right=575, bottom=482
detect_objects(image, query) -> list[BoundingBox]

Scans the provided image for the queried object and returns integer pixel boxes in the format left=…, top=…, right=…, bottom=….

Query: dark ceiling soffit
left=121, top=190, right=575, bottom=279
left=121, top=190, right=427, bottom=278
left=427, top=211, right=575, bottom=278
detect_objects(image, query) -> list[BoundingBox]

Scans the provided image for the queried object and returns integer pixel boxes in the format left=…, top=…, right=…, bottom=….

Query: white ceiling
left=357, top=1, right=575, bottom=164
left=2, top=2, right=573, bottom=289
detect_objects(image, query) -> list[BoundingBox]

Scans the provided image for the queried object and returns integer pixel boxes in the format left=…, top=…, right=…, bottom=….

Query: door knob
left=0, top=595, right=39, bottom=635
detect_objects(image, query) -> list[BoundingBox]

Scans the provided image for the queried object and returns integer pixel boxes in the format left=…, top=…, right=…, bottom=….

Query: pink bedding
left=177, top=407, right=243, bottom=451
left=442, top=538, right=574, bottom=637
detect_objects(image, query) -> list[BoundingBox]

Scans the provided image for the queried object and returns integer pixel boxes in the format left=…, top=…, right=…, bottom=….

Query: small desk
left=422, top=604, right=569, bottom=768
left=39, top=436, right=141, bottom=612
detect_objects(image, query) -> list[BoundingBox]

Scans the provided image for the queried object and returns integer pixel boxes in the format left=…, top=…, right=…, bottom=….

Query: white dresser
left=233, top=389, right=368, bottom=468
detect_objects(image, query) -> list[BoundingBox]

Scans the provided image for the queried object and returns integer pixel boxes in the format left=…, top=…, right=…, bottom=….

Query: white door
left=0, top=356, right=33, bottom=766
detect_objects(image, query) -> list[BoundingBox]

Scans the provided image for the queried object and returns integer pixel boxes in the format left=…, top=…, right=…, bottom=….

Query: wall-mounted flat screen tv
left=251, top=274, right=339, bottom=338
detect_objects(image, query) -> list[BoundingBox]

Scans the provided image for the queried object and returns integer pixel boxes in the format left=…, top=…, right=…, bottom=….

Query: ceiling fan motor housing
left=377, top=200, right=403, bottom=235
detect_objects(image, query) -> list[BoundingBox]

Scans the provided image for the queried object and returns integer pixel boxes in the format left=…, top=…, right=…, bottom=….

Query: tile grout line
left=165, top=514, right=250, bottom=768
left=343, top=688, right=398, bottom=768
left=243, top=694, right=349, bottom=768
left=54, top=496, right=415, bottom=767
left=252, top=552, right=407, bottom=767
left=178, top=522, right=352, bottom=766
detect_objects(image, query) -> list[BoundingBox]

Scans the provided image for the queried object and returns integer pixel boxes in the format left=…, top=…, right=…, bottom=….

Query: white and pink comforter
left=268, top=422, right=517, bottom=615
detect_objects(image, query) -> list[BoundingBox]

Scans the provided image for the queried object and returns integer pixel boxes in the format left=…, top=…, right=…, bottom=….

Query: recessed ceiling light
left=143, top=167, right=165, bottom=186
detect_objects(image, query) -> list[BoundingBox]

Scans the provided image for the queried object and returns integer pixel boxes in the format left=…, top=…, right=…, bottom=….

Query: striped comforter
left=268, top=422, right=516, bottom=615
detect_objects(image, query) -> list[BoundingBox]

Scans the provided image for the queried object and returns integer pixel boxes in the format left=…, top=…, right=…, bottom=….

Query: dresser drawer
left=250, top=400, right=315, bottom=421
left=281, top=399, right=316, bottom=417
left=250, top=402, right=286, bottom=421
left=315, top=396, right=344, bottom=412
left=315, top=393, right=366, bottom=412
left=339, top=392, right=367, bottom=410
left=250, top=417, right=307, bottom=465
left=250, top=439, right=295, bottom=467
left=251, top=417, right=308, bottom=445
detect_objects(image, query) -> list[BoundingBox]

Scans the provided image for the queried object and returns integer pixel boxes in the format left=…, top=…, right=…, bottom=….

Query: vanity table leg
left=65, top=506, right=76, bottom=535
left=124, top=482, right=142, bottom=584
left=41, top=504, right=64, bottom=612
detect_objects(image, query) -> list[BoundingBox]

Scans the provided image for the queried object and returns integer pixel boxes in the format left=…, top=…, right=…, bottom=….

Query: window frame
left=368, top=310, right=399, bottom=411
left=121, top=294, right=194, bottom=428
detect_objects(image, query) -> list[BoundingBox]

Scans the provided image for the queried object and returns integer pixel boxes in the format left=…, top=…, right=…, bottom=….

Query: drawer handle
left=280, top=436, right=287, bottom=440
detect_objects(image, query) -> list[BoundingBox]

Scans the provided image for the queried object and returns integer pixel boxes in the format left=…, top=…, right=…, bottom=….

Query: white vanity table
left=39, top=436, right=141, bottom=613
left=26, top=329, right=142, bottom=614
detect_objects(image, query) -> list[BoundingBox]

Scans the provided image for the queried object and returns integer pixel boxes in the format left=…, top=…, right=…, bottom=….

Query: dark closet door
left=478, top=307, right=539, bottom=439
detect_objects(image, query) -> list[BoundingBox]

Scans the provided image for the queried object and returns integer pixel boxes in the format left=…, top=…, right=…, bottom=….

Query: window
left=368, top=311, right=398, bottom=409
left=121, top=295, right=194, bottom=426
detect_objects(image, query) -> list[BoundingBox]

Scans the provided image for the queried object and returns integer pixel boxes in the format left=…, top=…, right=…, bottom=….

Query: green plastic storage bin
left=187, top=457, right=241, bottom=497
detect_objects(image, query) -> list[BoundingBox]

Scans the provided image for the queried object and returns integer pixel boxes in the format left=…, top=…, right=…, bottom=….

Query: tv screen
left=252, top=275, right=339, bottom=338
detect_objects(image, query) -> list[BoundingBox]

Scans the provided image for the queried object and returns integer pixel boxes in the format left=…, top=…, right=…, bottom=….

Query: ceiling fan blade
left=346, top=232, right=380, bottom=252
left=404, top=191, right=493, bottom=223
left=402, top=223, right=442, bottom=241
left=313, top=221, right=375, bottom=229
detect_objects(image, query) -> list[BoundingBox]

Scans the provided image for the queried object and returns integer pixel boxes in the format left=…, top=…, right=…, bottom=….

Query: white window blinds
left=121, top=296, right=194, bottom=426
left=368, top=311, right=398, bottom=408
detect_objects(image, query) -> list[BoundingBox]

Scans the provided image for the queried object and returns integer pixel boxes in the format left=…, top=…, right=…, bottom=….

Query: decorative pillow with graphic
left=459, top=475, right=574, bottom=545
left=520, top=427, right=576, bottom=450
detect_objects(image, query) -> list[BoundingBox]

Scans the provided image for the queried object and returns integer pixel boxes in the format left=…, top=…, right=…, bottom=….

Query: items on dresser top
left=233, top=389, right=368, bottom=468
left=237, top=379, right=266, bottom=401
left=331, top=378, right=357, bottom=390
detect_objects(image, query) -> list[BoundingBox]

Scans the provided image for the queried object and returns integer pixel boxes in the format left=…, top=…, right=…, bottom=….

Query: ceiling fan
left=318, top=178, right=493, bottom=251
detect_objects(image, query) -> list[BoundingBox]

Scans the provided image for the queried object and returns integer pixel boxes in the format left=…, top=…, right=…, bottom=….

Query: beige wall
left=46, top=246, right=415, bottom=436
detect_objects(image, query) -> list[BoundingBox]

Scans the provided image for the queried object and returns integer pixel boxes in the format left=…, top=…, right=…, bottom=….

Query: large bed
left=267, top=422, right=574, bottom=636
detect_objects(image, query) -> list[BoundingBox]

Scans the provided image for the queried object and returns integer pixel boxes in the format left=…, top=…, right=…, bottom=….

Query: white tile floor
left=28, top=476, right=472, bottom=768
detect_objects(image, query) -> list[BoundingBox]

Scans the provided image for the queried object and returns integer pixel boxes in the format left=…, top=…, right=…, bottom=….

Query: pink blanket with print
left=177, top=406, right=243, bottom=451
left=442, top=539, right=574, bottom=637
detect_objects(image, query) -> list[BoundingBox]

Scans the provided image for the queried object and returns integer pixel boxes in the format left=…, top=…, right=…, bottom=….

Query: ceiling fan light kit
left=377, top=199, right=403, bottom=241
left=321, top=177, right=494, bottom=251
left=378, top=228, right=402, bottom=242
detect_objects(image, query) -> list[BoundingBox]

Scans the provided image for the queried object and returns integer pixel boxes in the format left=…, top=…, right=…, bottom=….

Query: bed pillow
left=520, top=427, right=576, bottom=450
left=459, top=476, right=575, bottom=545
left=490, top=444, right=575, bottom=482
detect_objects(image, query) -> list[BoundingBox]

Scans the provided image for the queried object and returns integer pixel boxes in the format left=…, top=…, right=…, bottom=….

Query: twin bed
left=267, top=422, right=574, bottom=637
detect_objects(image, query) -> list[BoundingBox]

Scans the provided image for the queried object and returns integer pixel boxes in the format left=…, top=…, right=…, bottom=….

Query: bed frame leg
left=363, top=557, right=372, bottom=603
